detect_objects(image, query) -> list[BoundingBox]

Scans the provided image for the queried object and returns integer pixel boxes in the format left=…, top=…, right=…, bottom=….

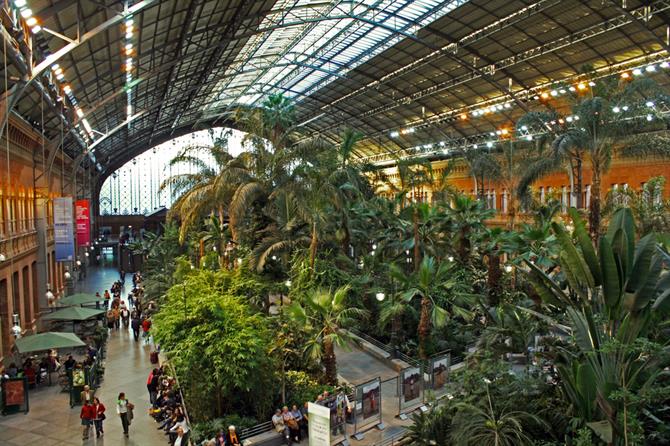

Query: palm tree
left=249, top=190, right=310, bottom=272
left=288, top=285, right=368, bottom=384
left=228, top=93, right=300, bottom=242
left=378, top=290, right=417, bottom=351
left=447, top=194, right=494, bottom=263
left=450, top=382, right=548, bottom=446
left=518, top=77, right=670, bottom=240
left=391, top=257, right=467, bottom=359
left=160, top=131, right=235, bottom=243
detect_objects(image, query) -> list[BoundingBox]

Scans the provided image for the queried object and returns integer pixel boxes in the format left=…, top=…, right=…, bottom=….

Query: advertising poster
left=362, top=381, right=380, bottom=420
left=308, top=402, right=331, bottom=446
left=402, top=367, right=422, bottom=404
left=54, top=197, right=75, bottom=261
left=75, top=199, right=91, bottom=247
left=3, top=379, right=25, bottom=406
left=430, top=355, right=449, bottom=392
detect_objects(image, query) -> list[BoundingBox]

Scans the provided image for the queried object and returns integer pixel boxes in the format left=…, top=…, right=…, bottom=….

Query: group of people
left=102, top=272, right=155, bottom=344
left=271, top=389, right=351, bottom=445
left=147, top=366, right=191, bottom=445
left=3, top=353, right=56, bottom=385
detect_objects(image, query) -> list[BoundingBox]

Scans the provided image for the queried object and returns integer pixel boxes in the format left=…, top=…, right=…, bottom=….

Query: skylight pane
left=203, top=0, right=470, bottom=116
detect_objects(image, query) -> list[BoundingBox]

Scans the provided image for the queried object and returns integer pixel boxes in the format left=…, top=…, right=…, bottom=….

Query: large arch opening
left=98, top=128, right=247, bottom=216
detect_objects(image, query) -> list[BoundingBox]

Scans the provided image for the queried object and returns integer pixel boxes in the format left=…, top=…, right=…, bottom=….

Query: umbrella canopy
left=58, top=293, right=102, bottom=306
left=15, top=332, right=86, bottom=353
left=42, top=307, right=105, bottom=321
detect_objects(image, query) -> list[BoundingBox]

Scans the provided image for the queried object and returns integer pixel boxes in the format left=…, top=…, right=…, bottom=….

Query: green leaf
left=570, top=208, right=601, bottom=286
left=627, top=234, right=657, bottom=291
left=576, top=363, right=597, bottom=417
left=552, top=222, right=594, bottom=290
left=431, top=305, right=448, bottom=328
left=651, top=287, right=670, bottom=314
left=599, top=237, right=621, bottom=309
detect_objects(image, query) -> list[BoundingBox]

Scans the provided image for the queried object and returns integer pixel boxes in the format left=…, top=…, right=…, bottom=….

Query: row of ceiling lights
left=9, top=1, right=95, bottom=145
left=386, top=59, right=670, bottom=153
left=11, top=0, right=40, bottom=34
left=124, top=12, right=134, bottom=120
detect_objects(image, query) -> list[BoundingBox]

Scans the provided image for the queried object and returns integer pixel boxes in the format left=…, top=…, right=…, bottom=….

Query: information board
left=308, top=402, right=331, bottom=446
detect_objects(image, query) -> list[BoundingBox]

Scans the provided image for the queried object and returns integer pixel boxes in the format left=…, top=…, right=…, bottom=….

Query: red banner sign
left=75, top=199, right=91, bottom=247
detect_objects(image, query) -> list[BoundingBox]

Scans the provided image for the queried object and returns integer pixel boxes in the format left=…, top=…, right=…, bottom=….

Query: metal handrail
left=239, top=420, right=274, bottom=440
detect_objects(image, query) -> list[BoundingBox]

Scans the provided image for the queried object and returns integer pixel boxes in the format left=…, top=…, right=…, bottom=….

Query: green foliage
left=525, top=207, right=670, bottom=444
left=407, top=405, right=453, bottom=446
left=283, top=370, right=334, bottom=408
left=191, top=414, right=258, bottom=444
left=288, top=285, right=368, bottom=384
left=152, top=269, right=275, bottom=420
left=603, top=175, right=670, bottom=235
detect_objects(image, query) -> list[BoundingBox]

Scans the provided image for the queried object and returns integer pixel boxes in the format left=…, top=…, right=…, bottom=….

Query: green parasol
left=42, top=307, right=106, bottom=321
left=57, top=293, right=102, bottom=306
left=14, top=332, right=86, bottom=353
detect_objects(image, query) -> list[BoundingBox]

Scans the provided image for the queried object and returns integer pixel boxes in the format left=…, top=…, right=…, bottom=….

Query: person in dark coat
left=131, top=314, right=141, bottom=341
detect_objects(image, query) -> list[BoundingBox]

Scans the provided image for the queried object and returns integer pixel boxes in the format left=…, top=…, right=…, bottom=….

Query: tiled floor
left=0, top=267, right=169, bottom=446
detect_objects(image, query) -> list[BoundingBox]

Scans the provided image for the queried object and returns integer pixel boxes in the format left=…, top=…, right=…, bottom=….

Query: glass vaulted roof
left=204, top=0, right=468, bottom=114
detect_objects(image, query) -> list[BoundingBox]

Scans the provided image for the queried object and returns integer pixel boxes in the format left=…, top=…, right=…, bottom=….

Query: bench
left=242, top=430, right=285, bottom=446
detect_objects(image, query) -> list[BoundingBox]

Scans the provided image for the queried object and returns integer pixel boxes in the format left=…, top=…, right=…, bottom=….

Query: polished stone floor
left=0, top=267, right=169, bottom=446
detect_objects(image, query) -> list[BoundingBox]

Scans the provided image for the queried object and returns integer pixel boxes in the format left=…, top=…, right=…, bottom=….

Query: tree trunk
left=323, top=336, right=338, bottom=385
left=391, top=314, right=402, bottom=348
left=507, top=195, right=517, bottom=230
left=418, top=296, right=432, bottom=359
left=281, top=359, right=286, bottom=405
left=413, top=208, right=420, bottom=271
left=309, top=221, right=318, bottom=273
left=458, top=228, right=470, bottom=263
left=589, top=168, right=601, bottom=242
left=487, top=253, right=502, bottom=306
left=575, top=158, right=583, bottom=209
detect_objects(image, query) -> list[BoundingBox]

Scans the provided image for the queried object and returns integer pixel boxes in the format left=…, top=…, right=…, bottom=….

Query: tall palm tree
left=249, top=190, right=310, bottom=272
left=447, top=194, right=494, bottom=263
left=288, top=285, right=368, bottom=384
left=160, top=131, right=235, bottom=243
left=229, top=94, right=299, bottom=242
left=518, top=77, right=670, bottom=240
left=391, top=256, right=467, bottom=359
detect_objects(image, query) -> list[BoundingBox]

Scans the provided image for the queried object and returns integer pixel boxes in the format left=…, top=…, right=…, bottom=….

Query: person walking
left=142, top=317, right=152, bottom=344
left=116, top=392, right=134, bottom=437
left=80, top=384, right=94, bottom=405
left=104, top=290, right=111, bottom=309
left=113, top=306, right=120, bottom=330
left=92, top=397, right=106, bottom=438
left=80, top=399, right=95, bottom=440
left=131, top=313, right=141, bottom=341
left=121, top=306, right=130, bottom=327
left=120, top=269, right=126, bottom=283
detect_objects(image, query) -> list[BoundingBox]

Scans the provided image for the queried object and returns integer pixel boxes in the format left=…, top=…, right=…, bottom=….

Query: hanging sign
left=54, top=197, right=75, bottom=261
left=75, top=199, right=91, bottom=247
left=308, top=402, right=331, bottom=446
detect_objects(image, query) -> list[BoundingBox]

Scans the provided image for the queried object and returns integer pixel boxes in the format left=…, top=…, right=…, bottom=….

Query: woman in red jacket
left=80, top=400, right=95, bottom=440
left=92, top=397, right=106, bottom=438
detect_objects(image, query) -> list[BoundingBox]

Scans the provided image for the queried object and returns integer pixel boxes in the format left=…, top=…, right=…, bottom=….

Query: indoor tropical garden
left=130, top=74, right=670, bottom=446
